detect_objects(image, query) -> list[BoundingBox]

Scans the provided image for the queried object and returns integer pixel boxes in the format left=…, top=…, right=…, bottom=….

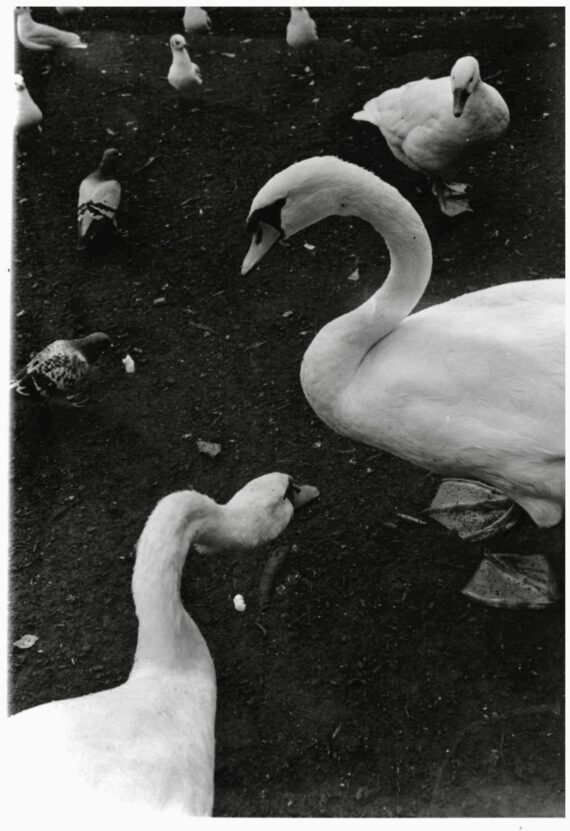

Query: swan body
left=15, top=7, right=88, bottom=50
left=182, top=6, right=212, bottom=35
left=11, top=332, right=111, bottom=405
left=353, top=56, right=509, bottom=215
left=167, top=34, right=202, bottom=99
left=14, top=72, right=42, bottom=133
left=77, top=148, right=121, bottom=250
left=286, top=7, right=318, bottom=51
left=6, top=475, right=319, bottom=821
left=242, top=157, right=564, bottom=530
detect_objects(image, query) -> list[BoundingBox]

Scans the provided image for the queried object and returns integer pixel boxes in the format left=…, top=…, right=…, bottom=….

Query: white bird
left=56, top=6, right=85, bottom=18
left=167, top=34, right=203, bottom=99
left=286, top=7, right=318, bottom=64
left=182, top=6, right=212, bottom=35
left=353, top=56, right=510, bottom=215
left=6, top=474, right=319, bottom=821
left=77, top=148, right=121, bottom=251
left=11, top=333, right=111, bottom=406
left=242, top=156, right=564, bottom=607
left=14, top=72, right=42, bottom=133
left=15, top=6, right=88, bottom=50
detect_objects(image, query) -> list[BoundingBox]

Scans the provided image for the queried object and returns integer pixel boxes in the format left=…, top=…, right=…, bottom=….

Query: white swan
left=241, top=156, right=564, bottom=606
left=6, top=474, right=319, bottom=821
left=167, top=34, right=202, bottom=100
left=15, top=7, right=88, bottom=50
left=353, top=56, right=509, bottom=216
left=14, top=72, right=42, bottom=133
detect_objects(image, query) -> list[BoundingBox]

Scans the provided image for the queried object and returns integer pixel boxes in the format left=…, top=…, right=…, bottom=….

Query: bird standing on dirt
left=182, top=6, right=212, bottom=35
left=353, top=56, right=509, bottom=215
left=5, top=475, right=318, bottom=821
left=11, top=333, right=111, bottom=407
left=14, top=73, right=42, bottom=133
left=286, top=7, right=318, bottom=64
left=77, top=148, right=122, bottom=251
left=168, top=35, right=203, bottom=100
left=15, top=7, right=88, bottom=50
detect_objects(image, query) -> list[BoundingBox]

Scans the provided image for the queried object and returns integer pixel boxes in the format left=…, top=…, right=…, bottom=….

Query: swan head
left=451, top=56, right=481, bottom=117
left=170, top=34, right=188, bottom=51
left=242, top=156, right=364, bottom=275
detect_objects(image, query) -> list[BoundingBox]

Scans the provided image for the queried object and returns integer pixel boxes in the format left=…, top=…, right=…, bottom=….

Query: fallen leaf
left=197, top=439, right=222, bottom=458
left=304, top=243, right=316, bottom=251
left=13, top=634, right=38, bottom=649
left=348, top=268, right=360, bottom=281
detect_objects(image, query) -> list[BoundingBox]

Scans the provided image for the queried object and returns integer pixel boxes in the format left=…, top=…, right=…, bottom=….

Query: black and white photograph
left=6, top=2, right=565, bottom=822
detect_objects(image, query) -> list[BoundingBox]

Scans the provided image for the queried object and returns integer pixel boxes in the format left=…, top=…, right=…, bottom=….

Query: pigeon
left=11, top=333, right=111, bottom=406
left=168, top=35, right=203, bottom=100
left=15, top=7, right=88, bottom=50
left=182, top=7, right=212, bottom=35
left=286, top=7, right=318, bottom=62
left=77, top=148, right=122, bottom=251
left=14, top=73, right=42, bottom=133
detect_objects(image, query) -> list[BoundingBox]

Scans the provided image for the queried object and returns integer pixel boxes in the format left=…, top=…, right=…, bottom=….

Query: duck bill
left=241, top=222, right=281, bottom=275
left=453, top=88, right=469, bottom=117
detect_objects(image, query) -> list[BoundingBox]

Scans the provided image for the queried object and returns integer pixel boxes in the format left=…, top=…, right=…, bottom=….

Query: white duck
left=6, top=474, right=319, bottom=821
left=168, top=34, right=203, bottom=100
left=182, top=6, right=212, bottom=35
left=77, top=148, right=121, bottom=250
left=15, top=6, right=88, bottom=50
left=353, top=56, right=509, bottom=216
left=241, top=156, right=563, bottom=607
left=14, top=72, right=42, bottom=133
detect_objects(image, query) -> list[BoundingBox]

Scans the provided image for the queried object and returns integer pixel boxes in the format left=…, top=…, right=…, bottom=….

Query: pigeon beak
left=241, top=222, right=282, bottom=275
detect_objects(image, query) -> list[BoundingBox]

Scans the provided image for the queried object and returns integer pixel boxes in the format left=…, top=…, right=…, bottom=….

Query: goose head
left=170, top=34, right=188, bottom=52
left=451, top=55, right=481, bottom=117
left=242, top=156, right=358, bottom=274
left=194, top=472, right=319, bottom=554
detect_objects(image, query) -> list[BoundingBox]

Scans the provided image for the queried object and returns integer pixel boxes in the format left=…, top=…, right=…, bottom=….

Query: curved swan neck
left=301, top=165, right=432, bottom=409
left=130, top=492, right=218, bottom=674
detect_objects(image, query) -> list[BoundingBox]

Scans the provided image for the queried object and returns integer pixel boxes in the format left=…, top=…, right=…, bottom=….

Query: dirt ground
left=10, top=5, right=564, bottom=818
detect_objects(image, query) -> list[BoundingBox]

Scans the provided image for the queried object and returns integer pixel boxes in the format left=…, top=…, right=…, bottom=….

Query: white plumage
left=168, top=34, right=202, bottom=99
left=242, top=156, right=564, bottom=533
left=6, top=474, right=318, bottom=821
left=286, top=6, right=318, bottom=51
left=182, top=6, right=212, bottom=35
left=353, top=56, right=509, bottom=215
left=77, top=148, right=121, bottom=250
left=15, top=6, right=88, bottom=50
left=14, top=72, right=42, bottom=133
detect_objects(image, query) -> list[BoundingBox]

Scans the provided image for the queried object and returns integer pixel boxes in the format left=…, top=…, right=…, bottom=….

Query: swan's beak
left=453, top=87, right=469, bottom=117
left=241, top=222, right=282, bottom=275
left=290, top=482, right=320, bottom=510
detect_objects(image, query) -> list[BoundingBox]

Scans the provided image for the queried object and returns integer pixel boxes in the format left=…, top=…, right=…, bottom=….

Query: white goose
left=242, top=156, right=563, bottom=607
left=353, top=56, right=509, bottom=216
left=15, top=6, right=88, bottom=50
left=6, top=474, right=319, bottom=821
left=182, top=6, right=212, bottom=35
left=167, top=34, right=203, bottom=100
left=14, top=72, right=42, bottom=133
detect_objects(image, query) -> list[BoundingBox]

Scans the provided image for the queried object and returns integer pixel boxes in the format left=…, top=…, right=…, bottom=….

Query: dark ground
left=10, top=6, right=564, bottom=818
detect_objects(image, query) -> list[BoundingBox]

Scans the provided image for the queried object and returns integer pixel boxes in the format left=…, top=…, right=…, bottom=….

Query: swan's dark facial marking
left=284, top=477, right=299, bottom=508
left=246, top=197, right=287, bottom=240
